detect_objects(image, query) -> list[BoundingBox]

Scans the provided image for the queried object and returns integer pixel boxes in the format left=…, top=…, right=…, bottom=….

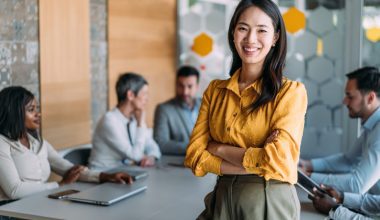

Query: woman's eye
left=238, top=27, right=247, bottom=31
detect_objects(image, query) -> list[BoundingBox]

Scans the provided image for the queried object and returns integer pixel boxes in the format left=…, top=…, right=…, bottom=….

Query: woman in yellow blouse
left=185, top=0, right=307, bottom=219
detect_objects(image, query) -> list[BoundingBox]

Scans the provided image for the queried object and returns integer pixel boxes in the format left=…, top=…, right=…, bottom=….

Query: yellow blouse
left=185, top=69, right=307, bottom=184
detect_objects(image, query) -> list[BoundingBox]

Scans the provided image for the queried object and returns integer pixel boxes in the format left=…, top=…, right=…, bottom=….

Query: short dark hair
left=176, top=66, right=200, bottom=83
left=0, top=86, right=35, bottom=141
left=228, top=0, right=287, bottom=111
left=346, top=66, right=380, bottom=97
left=116, top=72, right=148, bottom=104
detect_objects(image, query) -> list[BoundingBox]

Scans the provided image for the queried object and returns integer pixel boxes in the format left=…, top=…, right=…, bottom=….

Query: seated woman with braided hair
left=0, top=86, right=133, bottom=206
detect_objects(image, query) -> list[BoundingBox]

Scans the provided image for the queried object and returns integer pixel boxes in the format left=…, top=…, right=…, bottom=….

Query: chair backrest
left=60, top=144, right=92, bottom=166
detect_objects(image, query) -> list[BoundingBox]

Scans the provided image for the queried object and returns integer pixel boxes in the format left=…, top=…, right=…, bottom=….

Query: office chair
left=59, top=144, right=92, bottom=166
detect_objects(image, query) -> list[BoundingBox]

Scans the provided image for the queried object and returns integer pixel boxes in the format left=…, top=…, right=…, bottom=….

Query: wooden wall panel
left=39, top=0, right=91, bottom=149
left=108, top=0, right=176, bottom=127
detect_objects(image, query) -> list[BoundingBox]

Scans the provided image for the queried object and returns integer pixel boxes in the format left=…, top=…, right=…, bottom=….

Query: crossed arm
left=207, top=131, right=279, bottom=175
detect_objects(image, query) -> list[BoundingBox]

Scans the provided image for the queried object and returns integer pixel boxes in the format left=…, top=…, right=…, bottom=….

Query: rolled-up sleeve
left=185, top=80, right=222, bottom=176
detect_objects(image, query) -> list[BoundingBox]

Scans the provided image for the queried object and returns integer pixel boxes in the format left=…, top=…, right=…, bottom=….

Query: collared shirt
left=89, top=108, right=161, bottom=170
left=311, top=107, right=380, bottom=194
left=184, top=69, right=307, bottom=184
left=329, top=193, right=380, bottom=220
left=0, top=134, right=99, bottom=201
left=178, top=98, right=201, bottom=132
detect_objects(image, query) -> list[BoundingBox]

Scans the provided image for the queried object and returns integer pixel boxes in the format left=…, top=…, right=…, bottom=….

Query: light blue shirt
left=330, top=193, right=380, bottom=220
left=179, top=99, right=200, bottom=132
left=311, top=107, right=380, bottom=194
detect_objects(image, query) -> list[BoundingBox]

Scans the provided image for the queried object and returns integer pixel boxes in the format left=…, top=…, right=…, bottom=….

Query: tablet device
left=297, top=168, right=327, bottom=196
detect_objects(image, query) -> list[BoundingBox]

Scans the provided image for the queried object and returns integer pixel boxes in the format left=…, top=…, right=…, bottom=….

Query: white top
left=311, top=107, right=380, bottom=194
left=89, top=108, right=161, bottom=170
left=0, top=134, right=100, bottom=201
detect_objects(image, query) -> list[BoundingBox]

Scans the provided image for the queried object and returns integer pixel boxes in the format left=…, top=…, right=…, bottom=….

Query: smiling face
left=24, top=98, right=41, bottom=131
left=233, top=6, right=278, bottom=68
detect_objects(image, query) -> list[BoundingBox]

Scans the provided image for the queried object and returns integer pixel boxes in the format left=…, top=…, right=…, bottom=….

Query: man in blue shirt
left=154, top=66, right=201, bottom=155
left=300, top=66, right=380, bottom=195
left=312, top=185, right=380, bottom=220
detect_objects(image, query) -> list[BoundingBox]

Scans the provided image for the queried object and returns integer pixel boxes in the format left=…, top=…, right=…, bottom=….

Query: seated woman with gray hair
left=89, top=72, right=161, bottom=170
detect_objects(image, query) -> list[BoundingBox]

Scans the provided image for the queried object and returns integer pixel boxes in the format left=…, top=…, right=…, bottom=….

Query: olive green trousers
left=197, top=175, right=300, bottom=220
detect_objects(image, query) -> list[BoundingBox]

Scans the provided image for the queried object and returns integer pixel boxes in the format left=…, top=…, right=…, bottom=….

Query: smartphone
left=48, top=189, right=80, bottom=199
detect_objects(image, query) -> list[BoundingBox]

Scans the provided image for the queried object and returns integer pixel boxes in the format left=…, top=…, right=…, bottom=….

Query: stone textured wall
left=0, top=0, right=39, bottom=98
left=90, top=0, right=108, bottom=132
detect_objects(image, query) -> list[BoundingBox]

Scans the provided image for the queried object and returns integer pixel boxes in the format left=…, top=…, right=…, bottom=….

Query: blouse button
left=227, top=127, right=230, bottom=131
left=233, top=112, right=237, bottom=117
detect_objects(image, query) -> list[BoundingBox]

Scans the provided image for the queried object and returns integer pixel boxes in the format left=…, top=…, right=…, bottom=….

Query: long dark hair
left=0, top=86, right=36, bottom=141
left=228, top=0, right=287, bottom=111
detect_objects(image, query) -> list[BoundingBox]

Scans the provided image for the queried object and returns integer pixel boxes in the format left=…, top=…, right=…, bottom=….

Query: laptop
left=64, top=182, right=147, bottom=206
left=105, top=167, right=148, bottom=181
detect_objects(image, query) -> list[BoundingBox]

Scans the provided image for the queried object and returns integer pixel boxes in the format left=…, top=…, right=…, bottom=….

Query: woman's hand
left=59, top=165, right=86, bottom=186
left=206, top=141, right=223, bottom=156
left=99, top=172, right=133, bottom=184
left=134, top=109, right=146, bottom=127
left=139, top=156, right=155, bottom=167
left=265, top=130, right=279, bottom=144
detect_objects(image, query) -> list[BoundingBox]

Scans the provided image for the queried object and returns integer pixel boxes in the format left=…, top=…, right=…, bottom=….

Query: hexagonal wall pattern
left=284, top=55, right=305, bottom=80
left=283, top=7, right=306, bottom=34
left=294, top=31, right=318, bottom=59
left=319, top=130, right=342, bottom=154
left=306, top=105, right=331, bottom=129
left=308, top=7, right=335, bottom=35
left=287, top=34, right=295, bottom=56
left=181, top=53, right=202, bottom=71
left=333, top=107, right=343, bottom=128
left=182, top=12, right=201, bottom=34
left=308, top=57, right=333, bottom=84
left=300, top=128, right=319, bottom=158
left=323, top=30, right=343, bottom=60
left=192, top=32, right=213, bottom=57
left=302, top=79, right=318, bottom=105
left=366, top=27, right=380, bottom=43
left=205, top=8, right=225, bottom=35
left=320, top=80, right=343, bottom=107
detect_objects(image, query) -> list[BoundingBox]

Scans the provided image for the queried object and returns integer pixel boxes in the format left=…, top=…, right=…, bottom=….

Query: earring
left=272, top=43, right=276, bottom=47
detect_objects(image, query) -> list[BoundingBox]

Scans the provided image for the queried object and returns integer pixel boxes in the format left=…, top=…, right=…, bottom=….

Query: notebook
left=64, top=182, right=147, bottom=206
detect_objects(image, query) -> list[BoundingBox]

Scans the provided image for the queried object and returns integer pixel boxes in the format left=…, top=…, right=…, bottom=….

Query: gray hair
left=116, top=72, right=148, bottom=104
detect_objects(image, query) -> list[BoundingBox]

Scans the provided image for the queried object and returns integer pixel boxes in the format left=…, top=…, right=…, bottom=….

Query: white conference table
left=0, top=156, right=326, bottom=220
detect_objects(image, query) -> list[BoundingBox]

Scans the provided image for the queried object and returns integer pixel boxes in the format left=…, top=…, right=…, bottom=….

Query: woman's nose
left=245, top=30, right=257, bottom=43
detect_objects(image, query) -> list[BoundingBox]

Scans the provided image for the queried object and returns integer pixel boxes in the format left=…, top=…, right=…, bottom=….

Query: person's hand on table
left=99, top=172, right=133, bottom=184
left=59, top=165, right=86, bottom=186
left=140, top=156, right=155, bottom=167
